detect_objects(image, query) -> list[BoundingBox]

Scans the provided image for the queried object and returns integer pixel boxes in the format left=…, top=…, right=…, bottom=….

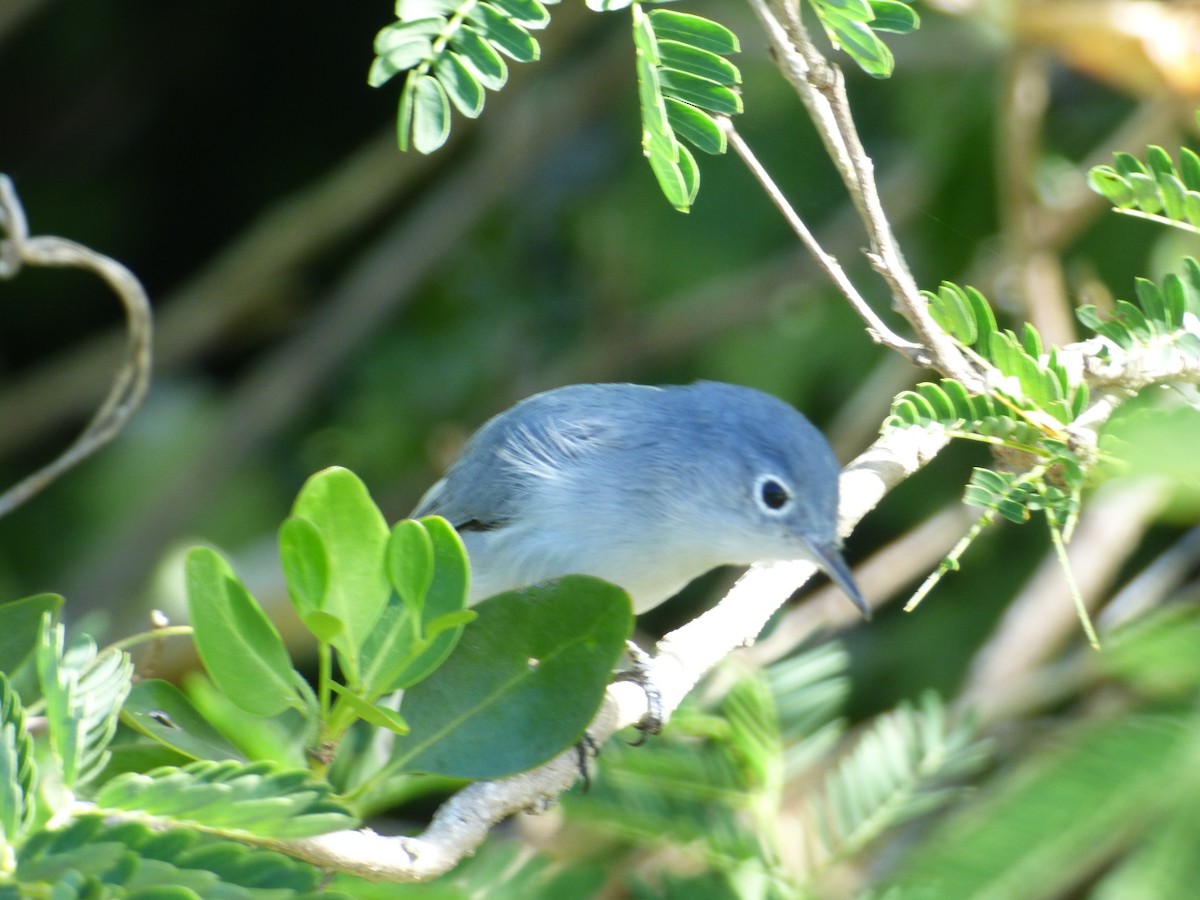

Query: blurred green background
left=4, top=6, right=1200, bottom=893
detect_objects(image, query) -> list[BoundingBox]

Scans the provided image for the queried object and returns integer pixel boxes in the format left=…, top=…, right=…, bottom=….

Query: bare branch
left=721, top=120, right=925, bottom=361
left=743, top=0, right=981, bottom=387
left=0, top=175, right=152, bottom=517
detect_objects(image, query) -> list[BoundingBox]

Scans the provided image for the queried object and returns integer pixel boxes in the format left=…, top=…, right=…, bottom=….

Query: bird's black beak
left=804, top=539, right=871, bottom=621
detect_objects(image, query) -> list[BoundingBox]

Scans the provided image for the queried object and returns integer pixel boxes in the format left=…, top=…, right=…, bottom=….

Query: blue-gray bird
left=412, top=381, right=868, bottom=618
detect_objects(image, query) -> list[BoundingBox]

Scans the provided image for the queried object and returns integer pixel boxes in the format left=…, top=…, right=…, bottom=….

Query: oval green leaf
left=869, top=0, right=920, bottom=33
left=434, top=51, right=486, bottom=118
left=185, top=547, right=299, bottom=718
left=388, top=518, right=435, bottom=618
left=278, top=516, right=328, bottom=622
left=0, top=593, right=63, bottom=674
left=449, top=25, right=507, bottom=91
left=290, top=467, right=391, bottom=681
left=656, top=40, right=740, bottom=86
left=487, top=0, right=551, bottom=29
left=412, top=74, right=451, bottom=153
left=658, top=69, right=742, bottom=116
left=391, top=575, right=633, bottom=779
left=369, top=39, right=435, bottom=87
left=124, top=679, right=247, bottom=762
left=360, top=516, right=472, bottom=696
left=664, top=98, right=725, bottom=155
left=469, top=3, right=539, bottom=61
left=647, top=9, right=739, bottom=54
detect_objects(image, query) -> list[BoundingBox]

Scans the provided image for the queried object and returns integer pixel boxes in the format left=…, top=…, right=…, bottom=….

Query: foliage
left=563, top=644, right=988, bottom=895
left=881, top=264, right=1200, bottom=642
left=0, top=468, right=632, bottom=895
left=1088, top=122, right=1200, bottom=236
left=5, top=0, right=1200, bottom=895
left=369, top=0, right=919, bottom=209
left=95, top=760, right=356, bottom=839
left=7, top=816, right=347, bottom=899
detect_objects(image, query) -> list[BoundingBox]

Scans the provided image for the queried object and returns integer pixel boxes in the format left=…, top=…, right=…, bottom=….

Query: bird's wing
left=411, top=391, right=627, bottom=530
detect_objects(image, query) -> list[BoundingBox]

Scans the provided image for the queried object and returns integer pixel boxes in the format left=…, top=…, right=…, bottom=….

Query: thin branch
left=0, top=175, right=153, bottom=518
left=743, top=0, right=981, bottom=388
left=957, top=478, right=1169, bottom=725
left=721, top=119, right=924, bottom=361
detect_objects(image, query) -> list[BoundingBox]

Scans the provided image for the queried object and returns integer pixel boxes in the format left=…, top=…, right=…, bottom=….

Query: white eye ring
left=755, top=474, right=793, bottom=515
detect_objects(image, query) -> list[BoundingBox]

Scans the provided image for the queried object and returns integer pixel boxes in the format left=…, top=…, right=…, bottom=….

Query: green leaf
left=488, top=0, right=551, bottom=28
left=411, top=73, right=451, bottom=153
left=1113, top=151, right=1148, bottom=178
left=369, top=39, right=434, bottom=88
left=1183, top=257, right=1200, bottom=313
left=647, top=9, right=740, bottom=54
left=1134, top=277, right=1166, bottom=327
left=1021, top=322, right=1043, bottom=358
left=360, top=516, right=472, bottom=695
left=1088, top=166, right=1136, bottom=208
left=1179, top=146, right=1200, bottom=190
left=648, top=139, right=699, bottom=212
left=656, top=40, right=740, bottom=86
left=123, top=679, right=247, bottom=762
left=964, top=285, right=997, bottom=355
left=391, top=575, right=633, bottom=779
left=927, top=284, right=978, bottom=345
left=182, top=672, right=307, bottom=767
left=278, top=515, right=329, bottom=623
left=396, top=72, right=416, bottom=151
left=816, top=7, right=895, bottom=77
left=917, top=382, right=957, bottom=422
left=816, top=0, right=874, bottom=18
left=388, top=518, right=435, bottom=621
left=1114, top=299, right=1153, bottom=340
left=95, top=760, right=358, bottom=840
left=0, top=593, right=63, bottom=675
left=449, top=24, right=508, bottom=91
left=658, top=69, right=742, bottom=115
left=1162, top=274, right=1187, bottom=328
left=186, top=547, right=299, bottom=718
left=37, top=621, right=133, bottom=789
left=1104, top=606, right=1200, bottom=699
left=664, top=98, right=725, bottom=154
left=808, top=692, right=986, bottom=859
left=1128, top=172, right=1163, bottom=213
left=1184, top=190, right=1200, bottom=227
left=0, top=674, right=35, bottom=845
left=1145, top=144, right=1175, bottom=180
left=328, top=683, right=409, bottom=736
left=434, top=51, right=486, bottom=118
left=1159, top=172, right=1188, bottom=222
left=901, top=389, right=938, bottom=422
left=290, top=467, right=391, bottom=683
left=869, top=0, right=920, bottom=33
left=888, top=715, right=1200, bottom=899
left=36, top=617, right=81, bottom=787
left=468, top=3, right=540, bottom=62
left=1076, top=304, right=1133, bottom=349
left=374, top=16, right=446, bottom=54
left=941, top=379, right=976, bottom=418
left=12, top=816, right=330, bottom=895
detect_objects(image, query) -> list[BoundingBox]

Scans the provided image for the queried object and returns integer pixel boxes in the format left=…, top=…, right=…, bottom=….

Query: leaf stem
left=1048, top=517, right=1101, bottom=650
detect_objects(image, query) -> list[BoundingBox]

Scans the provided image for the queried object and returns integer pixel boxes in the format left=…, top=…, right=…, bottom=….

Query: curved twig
left=0, top=175, right=153, bottom=517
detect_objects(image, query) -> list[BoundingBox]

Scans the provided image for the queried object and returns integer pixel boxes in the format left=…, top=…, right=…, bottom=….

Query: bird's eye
left=757, top=476, right=792, bottom=512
